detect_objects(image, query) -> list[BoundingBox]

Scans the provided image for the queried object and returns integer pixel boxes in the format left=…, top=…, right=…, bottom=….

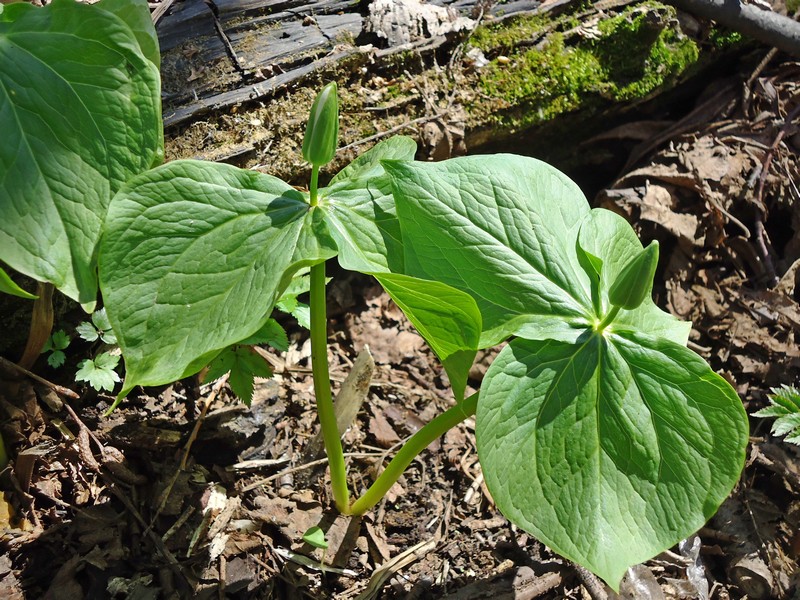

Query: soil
left=2, top=2, right=800, bottom=599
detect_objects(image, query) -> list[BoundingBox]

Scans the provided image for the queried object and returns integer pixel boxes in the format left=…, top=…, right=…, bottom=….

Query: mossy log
left=157, top=0, right=749, bottom=184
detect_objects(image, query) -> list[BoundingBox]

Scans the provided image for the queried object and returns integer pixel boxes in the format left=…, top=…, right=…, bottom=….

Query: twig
left=151, top=0, right=177, bottom=25
left=239, top=450, right=394, bottom=493
left=0, top=355, right=79, bottom=400
left=665, top=0, right=800, bottom=57
left=181, top=375, right=227, bottom=470
left=752, top=101, right=800, bottom=287
left=146, top=376, right=228, bottom=532
left=575, top=565, right=609, bottom=600
left=338, top=115, right=445, bottom=152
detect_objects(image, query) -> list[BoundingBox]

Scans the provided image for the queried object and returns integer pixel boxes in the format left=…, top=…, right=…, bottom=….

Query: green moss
left=472, top=2, right=699, bottom=131
left=470, top=14, right=549, bottom=52
left=707, top=27, right=743, bottom=49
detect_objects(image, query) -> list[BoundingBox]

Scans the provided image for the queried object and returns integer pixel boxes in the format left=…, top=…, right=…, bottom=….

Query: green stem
left=309, top=165, right=320, bottom=208
left=597, top=304, right=621, bottom=331
left=349, top=392, right=479, bottom=515
left=308, top=164, right=350, bottom=513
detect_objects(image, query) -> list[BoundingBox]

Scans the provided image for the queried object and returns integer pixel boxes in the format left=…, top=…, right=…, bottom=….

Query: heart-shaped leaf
left=0, top=0, right=162, bottom=304
left=477, top=332, right=747, bottom=587
left=100, top=160, right=333, bottom=398
left=383, top=155, right=747, bottom=589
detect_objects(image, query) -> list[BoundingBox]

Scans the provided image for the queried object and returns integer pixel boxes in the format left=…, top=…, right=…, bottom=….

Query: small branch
left=338, top=115, right=444, bottom=152
left=664, top=0, right=800, bottom=57
left=0, top=355, right=79, bottom=400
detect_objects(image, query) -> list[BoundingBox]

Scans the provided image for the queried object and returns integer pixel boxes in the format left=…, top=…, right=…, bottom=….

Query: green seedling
left=302, top=525, right=330, bottom=571
left=76, top=352, right=121, bottom=392
left=303, top=526, right=329, bottom=550
left=1, top=2, right=750, bottom=590
left=43, top=310, right=123, bottom=392
left=42, top=330, right=71, bottom=368
left=76, top=308, right=118, bottom=346
left=753, top=384, right=800, bottom=444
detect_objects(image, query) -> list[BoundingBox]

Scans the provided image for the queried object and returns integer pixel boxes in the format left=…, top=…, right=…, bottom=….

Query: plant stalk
left=597, top=305, right=621, bottom=331
left=308, top=165, right=351, bottom=513
left=349, top=392, right=478, bottom=515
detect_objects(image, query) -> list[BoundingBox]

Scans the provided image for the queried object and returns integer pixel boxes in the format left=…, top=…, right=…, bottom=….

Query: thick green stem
left=308, top=165, right=350, bottom=513
left=597, top=304, right=621, bottom=331
left=349, top=392, right=478, bottom=515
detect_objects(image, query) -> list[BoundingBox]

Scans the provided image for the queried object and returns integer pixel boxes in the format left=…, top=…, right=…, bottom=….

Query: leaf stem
left=349, top=392, right=478, bottom=515
left=308, top=163, right=350, bottom=512
left=597, top=305, right=621, bottom=331
left=309, top=165, right=320, bottom=207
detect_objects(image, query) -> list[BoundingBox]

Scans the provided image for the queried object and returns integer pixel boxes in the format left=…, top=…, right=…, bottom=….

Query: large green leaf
left=320, top=136, right=417, bottom=273
left=477, top=333, right=747, bottom=588
left=383, top=154, right=747, bottom=588
left=99, top=160, right=330, bottom=397
left=0, top=0, right=162, bottom=304
left=375, top=273, right=481, bottom=401
left=383, top=155, right=594, bottom=347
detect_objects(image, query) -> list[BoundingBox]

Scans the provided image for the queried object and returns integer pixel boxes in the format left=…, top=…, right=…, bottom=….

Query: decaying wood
left=156, top=0, right=580, bottom=128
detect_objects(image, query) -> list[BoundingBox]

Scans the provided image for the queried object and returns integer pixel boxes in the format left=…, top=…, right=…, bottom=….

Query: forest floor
left=2, top=1, right=800, bottom=599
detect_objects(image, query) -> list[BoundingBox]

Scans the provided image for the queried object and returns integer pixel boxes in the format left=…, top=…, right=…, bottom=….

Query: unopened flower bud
left=302, top=82, right=339, bottom=167
left=608, top=241, right=659, bottom=310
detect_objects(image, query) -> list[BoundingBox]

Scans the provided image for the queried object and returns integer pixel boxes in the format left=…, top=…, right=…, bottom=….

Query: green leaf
left=203, top=348, right=236, bottom=384
left=47, top=330, right=70, bottom=351
left=205, top=346, right=273, bottom=405
left=47, top=350, right=66, bottom=368
left=76, top=352, right=121, bottom=391
left=100, top=160, right=331, bottom=398
left=383, top=155, right=594, bottom=347
left=92, top=308, right=113, bottom=333
left=238, top=318, right=289, bottom=352
left=384, top=154, right=744, bottom=589
left=0, top=0, right=162, bottom=303
left=97, top=0, right=161, bottom=71
left=753, top=385, right=800, bottom=444
left=375, top=273, right=480, bottom=401
left=0, top=266, right=36, bottom=299
left=291, top=303, right=311, bottom=330
left=330, top=136, right=417, bottom=186
left=477, top=332, right=748, bottom=589
left=76, top=321, right=100, bottom=343
left=302, top=526, right=329, bottom=550
left=321, top=137, right=417, bottom=273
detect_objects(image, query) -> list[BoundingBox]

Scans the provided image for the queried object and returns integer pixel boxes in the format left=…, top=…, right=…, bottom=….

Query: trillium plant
left=0, top=0, right=749, bottom=589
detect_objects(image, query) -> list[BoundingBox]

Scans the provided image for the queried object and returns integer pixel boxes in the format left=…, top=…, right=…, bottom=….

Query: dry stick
left=105, top=476, right=194, bottom=593
left=752, top=101, right=800, bottom=287
left=575, top=565, right=609, bottom=600
left=665, top=0, right=800, bottom=57
left=146, top=376, right=228, bottom=533
left=0, top=355, right=80, bottom=400
left=181, top=375, right=228, bottom=470
left=338, top=115, right=447, bottom=152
